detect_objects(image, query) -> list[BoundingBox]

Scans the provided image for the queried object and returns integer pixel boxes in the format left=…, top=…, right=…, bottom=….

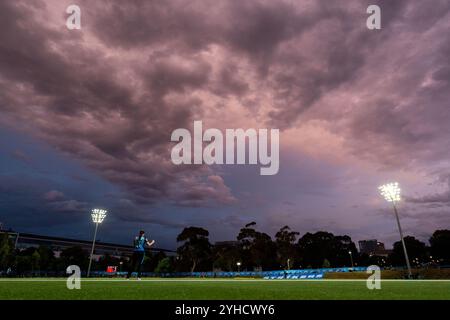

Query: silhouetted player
left=127, top=230, right=155, bottom=280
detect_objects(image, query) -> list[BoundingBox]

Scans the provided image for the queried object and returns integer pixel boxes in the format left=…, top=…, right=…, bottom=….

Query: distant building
left=0, top=230, right=175, bottom=260
left=358, top=239, right=389, bottom=257
left=358, top=239, right=378, bottom=254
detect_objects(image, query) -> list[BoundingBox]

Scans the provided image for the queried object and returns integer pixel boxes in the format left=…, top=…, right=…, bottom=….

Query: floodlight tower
left=87, top=208, right=107, bottom=277
left=378, top=182, right=412, bottom=278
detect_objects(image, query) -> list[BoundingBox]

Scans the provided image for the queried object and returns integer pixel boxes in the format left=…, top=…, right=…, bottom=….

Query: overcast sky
left=0, top=0, right=449, bottom=250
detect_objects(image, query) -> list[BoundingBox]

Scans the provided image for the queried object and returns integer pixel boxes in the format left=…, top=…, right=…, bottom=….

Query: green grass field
left=1, top=279, right=450, bottom=300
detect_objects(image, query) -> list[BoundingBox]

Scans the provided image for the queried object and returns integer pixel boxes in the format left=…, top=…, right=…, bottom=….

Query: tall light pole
left=379, top=182, right=412, bottom=279
left=87, top=208, right=107, bottom=277
left=236, top=262, right=241, bottom=273
left=348, top=251, right=354, bottom=268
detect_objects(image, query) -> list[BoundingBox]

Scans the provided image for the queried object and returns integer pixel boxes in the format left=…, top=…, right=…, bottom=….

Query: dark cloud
left=406, top=176, right=450, bottom=205
left=142, top=56, right=211, bottom=96
left=88, top=0, right=217, bottom=50
left=0, top=0, right=234, bottom=210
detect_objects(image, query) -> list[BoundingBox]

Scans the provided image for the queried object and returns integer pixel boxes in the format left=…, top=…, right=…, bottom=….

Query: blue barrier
left=263, top=273, right=324, bottom=280
left=94, top=266, right=366, bottom=278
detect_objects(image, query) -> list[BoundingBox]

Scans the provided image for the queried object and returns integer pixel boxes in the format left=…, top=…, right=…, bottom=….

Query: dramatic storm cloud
left=0, top=0, right=449, bottom=248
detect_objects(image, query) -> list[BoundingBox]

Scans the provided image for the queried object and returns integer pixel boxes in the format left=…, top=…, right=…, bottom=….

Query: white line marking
left=0, top=279, right=450, bottom=282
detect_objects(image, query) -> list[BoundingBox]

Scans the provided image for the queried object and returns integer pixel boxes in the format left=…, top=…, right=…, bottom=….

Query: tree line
left=174, top=223, right=450, bottom=272
left=0, top=223, right=449, bottom=275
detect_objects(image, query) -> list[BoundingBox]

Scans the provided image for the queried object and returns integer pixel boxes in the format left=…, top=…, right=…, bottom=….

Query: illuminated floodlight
left=378, top=182, right=401, bottom=202
left=91, top=208, right=107, bottom=224
left=377, top=182, right=412, bottom=278
left=87, top=208, right=107, bottom=277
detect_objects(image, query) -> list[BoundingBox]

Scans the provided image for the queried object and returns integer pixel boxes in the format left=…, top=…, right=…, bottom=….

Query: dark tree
left=30, top=250, right=40, bottom=272
left=297, top=231, right=358, bottom=268
left=12, top=247, right=37, bottom=274
left=176, top=227, right=211, bottom=272
left=237, top=222, right=277, bottom=270
left=212, top=242, right=241, bottom=271
left=155, top=257, right=175, bottom=273
left=297, top=231, right=334, bottom=268
left=275, top=226, right=299, bottom=269
left=59, top=246, right=89, bottom=270
left=389, top=236, right=427, bottom=266
left=145, top=250, right=167, bottom=272
left=15, top=255, right=32, bottom=275
left=0, top=233, right=14, bottom=271
left=429, top=230, right=450, bottom=264
left=37, top=246, right=55, bottom=272
left=333, top=235, right=358, bottom=267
